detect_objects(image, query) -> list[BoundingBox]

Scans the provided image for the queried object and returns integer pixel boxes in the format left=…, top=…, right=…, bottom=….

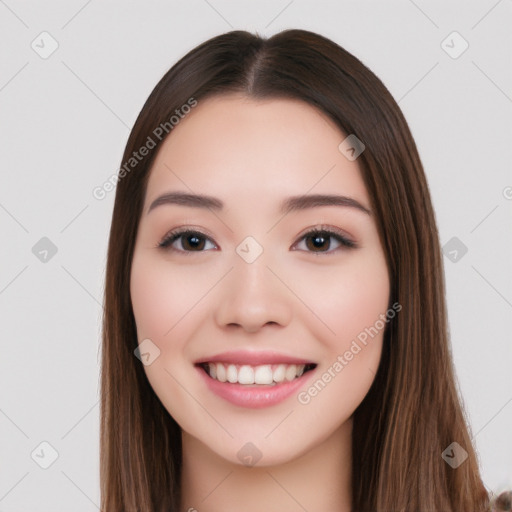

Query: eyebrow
left=147, top=191, right=371, bottom=216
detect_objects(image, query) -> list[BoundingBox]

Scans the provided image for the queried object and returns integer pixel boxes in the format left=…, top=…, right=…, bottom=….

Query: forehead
left=144, top=94, right=370, bottom=210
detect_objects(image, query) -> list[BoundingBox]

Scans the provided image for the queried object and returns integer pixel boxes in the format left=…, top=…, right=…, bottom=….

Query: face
left=130, top=94, right=390, bottom=466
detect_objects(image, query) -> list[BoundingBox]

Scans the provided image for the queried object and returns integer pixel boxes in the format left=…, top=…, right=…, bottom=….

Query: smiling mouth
left=198, top=362, right=317, bottom=386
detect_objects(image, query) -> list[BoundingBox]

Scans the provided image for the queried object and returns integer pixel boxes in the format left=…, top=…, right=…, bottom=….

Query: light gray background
left=1, top=1, right=511, bottom=510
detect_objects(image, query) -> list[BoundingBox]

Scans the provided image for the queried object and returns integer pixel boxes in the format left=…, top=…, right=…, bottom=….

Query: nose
left=214, top=254, right=293, bottom=333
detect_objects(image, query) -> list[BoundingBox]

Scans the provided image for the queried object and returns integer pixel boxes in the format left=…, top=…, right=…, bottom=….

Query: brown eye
left=294, top=228, right=356, bottom=254
left=305, top=232, right=332, bottom=252
left=180, top=233, right=206, bottom=251
left=158, top=230, right=216, bottom=253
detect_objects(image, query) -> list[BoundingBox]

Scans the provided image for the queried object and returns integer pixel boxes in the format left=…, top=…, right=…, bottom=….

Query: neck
left=179, top=417, right=353, bottom=512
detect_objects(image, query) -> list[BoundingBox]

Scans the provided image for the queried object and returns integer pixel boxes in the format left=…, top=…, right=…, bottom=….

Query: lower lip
left=196, top=366, right=316, bottom=409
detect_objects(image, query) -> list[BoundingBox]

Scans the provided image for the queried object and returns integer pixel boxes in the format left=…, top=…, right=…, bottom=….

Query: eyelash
left=156, top=225, right=357, bottom=256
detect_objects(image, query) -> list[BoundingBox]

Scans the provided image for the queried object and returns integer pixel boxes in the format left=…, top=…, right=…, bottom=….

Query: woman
left=100, top=28, right=500, bottom=511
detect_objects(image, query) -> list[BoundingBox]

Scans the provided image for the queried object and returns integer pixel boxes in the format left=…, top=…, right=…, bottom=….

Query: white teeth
left=254, top=365, right=273, bottom=385
left=238, top=365, right=255, bottom=385
left=205, top=362, right=309, bottom=385
left=273, top=364, right=286, bottom=383
left=285, top=364, right=297, bottom=382
left=216, top=363, right=227, bottom=382
left=227, top=364, right=238, bottom=383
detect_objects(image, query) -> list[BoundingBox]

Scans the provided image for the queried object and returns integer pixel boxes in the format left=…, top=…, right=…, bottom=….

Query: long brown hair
left=100, top=29, right=494, bottom=511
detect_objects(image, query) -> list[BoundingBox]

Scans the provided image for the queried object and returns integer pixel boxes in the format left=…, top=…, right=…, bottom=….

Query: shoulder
left=490, top=490, right=512, bottom=512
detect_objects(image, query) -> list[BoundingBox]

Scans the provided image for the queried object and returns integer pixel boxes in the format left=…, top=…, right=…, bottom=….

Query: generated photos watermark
left=297, top=301, right=402, bottom=405
left=92, top=97, right=198, bottom=200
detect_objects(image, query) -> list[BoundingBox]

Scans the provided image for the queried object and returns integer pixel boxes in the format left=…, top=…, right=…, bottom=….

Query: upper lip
left=195, top=350, right=316, bottom=366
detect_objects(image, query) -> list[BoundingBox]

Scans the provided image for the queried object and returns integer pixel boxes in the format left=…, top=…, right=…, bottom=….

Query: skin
left=130, top=94, right=390, bottom=512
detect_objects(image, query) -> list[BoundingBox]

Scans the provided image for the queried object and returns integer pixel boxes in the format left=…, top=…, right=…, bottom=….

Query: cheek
left=129, top=254, right=214, bottom=430
left=130, top=253, right=214, bottom=341
left=129, top=253, right=226, bottom=390
left=289, top=250, right=389, bottom=414
left=288, top=250, right=390, bottom=349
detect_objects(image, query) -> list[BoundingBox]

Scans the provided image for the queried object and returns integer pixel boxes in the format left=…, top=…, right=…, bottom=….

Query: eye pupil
left=307, top=233, right=329, bottom=251
left=184, top=234, right=205, bottom=250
